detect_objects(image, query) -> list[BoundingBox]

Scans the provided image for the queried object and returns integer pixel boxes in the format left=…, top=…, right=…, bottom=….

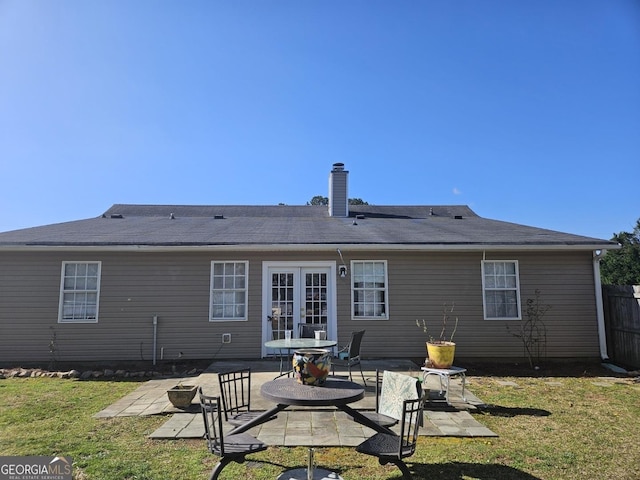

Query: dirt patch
left=2, top=357, right=631, bottom=380
left=452, top=359, right=615, bottom=378
left=409, top=356, right=626, bottom=377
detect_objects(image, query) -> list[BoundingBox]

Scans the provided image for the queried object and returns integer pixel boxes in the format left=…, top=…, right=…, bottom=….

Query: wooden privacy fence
left=602, top=285, right=640, bottom=369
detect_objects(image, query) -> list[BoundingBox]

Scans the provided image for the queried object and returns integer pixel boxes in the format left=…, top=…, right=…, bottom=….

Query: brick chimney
left=328, top=163, right=348, bottom=217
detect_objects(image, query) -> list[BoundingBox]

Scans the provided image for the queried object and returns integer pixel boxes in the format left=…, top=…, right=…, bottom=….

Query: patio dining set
left=202, top=367, right=424, bottom=480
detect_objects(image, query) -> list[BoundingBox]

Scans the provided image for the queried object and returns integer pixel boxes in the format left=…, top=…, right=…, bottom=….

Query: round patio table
left=265, top=338, right=337, bottom=375
left=261, top=377, right=363, bottom=406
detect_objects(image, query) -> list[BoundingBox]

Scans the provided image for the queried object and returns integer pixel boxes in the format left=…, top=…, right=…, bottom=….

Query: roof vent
left=214, top=214, right=224, bottom=220
left=170, top=213, right=175, bottom=220
left=355, top=214, right=365, bottom=220
left=454, top=215, right=463, bottom=220
left=110, top=214, right=123, bottom=219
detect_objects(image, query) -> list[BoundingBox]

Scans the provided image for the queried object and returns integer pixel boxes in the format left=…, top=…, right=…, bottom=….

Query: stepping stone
left=592, top=382, right=613, bottom=387
left=149, top=413, right=202, bottom=439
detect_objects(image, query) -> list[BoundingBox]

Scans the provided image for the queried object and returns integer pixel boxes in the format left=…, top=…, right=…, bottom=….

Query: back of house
left=0, top=163, right=618, bottom=365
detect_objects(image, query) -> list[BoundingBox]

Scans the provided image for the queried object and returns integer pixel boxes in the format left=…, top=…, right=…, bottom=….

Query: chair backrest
left=378, top=370, right=421, bottom=421
left=198, top=388, right=224, bottom=455
left=397, top=396, right=426, bottom=459
left=217, top=368, right=251, bottom=421
left=298, top=323, right=327, bottom=338
left=347, top=330, right=365, bottom=358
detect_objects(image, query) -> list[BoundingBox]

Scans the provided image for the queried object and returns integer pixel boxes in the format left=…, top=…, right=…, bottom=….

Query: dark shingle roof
left=101, top=204, right=476, bottom=219
left=0, top=203, right=617, bottom=249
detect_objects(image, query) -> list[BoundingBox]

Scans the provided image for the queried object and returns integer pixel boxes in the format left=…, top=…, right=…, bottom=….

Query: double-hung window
left=59, top=261, right=101, bottom=323
left=210, top=261, right=248, bottom=321
left=482, top=260, right=521, bottom=319
left=351, top=260, right=388, bottom=319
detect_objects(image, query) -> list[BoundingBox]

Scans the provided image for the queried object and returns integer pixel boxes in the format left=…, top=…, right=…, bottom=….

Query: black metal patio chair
left=199, top=388, right=268, bottom=480
left=331, top=329, right=367, bottom=386
left=361, top=370, right=422, bottom=427
left=298, top=323, right=327, bottom=338
left=218, top=368, right=276, bottom=427
left=356, top=395, right=426, bottom=480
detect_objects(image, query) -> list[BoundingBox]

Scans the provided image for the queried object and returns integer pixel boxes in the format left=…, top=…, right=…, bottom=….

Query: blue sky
left=1, top=1, right=638, bottom=240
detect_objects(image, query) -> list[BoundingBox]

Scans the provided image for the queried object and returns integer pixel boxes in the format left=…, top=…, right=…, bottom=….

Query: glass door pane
left=270, top=272, right=294, bottom=340
left=302, top=271, right=328, bottom=331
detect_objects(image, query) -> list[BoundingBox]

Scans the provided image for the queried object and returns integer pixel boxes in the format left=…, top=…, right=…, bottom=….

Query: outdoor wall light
left=339, top=265, right=348, bottom=278
left=337, top=248, right=348, bottom=277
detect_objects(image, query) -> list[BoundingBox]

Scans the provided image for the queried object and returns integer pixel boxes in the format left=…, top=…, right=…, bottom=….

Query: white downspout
left=592, top=251, right=608, bottom=360
left=152, top=315, right=158, bottom=366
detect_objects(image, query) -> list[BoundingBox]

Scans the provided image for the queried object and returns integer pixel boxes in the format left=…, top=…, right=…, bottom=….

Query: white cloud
left=453, top=187, right=462, bottom=195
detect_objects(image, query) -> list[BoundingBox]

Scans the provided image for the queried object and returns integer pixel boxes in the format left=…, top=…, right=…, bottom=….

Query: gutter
left=593, top=250, right=609, bottom=360
left=0, top=242, right=620, bottom=253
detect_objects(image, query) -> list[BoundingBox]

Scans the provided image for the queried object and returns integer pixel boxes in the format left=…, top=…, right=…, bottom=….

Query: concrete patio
left=94, top=359, right=497, bottom=446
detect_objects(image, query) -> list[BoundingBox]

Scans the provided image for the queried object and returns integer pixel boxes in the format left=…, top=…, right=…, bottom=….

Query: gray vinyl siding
left=0, top=249, right=601, bottom=363
left=339, top=250, right=600, bottom=360
left=0, top=251, right=262, bottom=363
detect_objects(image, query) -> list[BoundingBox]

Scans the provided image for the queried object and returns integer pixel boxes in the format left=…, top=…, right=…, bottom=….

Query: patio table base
left=276, top=437, right=344, bottom=480
left=277, top=468, right=343, bottom=480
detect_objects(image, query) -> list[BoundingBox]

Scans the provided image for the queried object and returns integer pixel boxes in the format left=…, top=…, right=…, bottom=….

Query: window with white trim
left=482, top=260, right=521, bottom=319
left=210, top=261, right=248, bottom=321
left=351, top=260, right=388, bottom=319
left=59, top=261, right=101, bottom=323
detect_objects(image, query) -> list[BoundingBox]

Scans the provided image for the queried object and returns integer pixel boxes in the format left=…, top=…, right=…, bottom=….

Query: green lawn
left=1, top=368, right=639, bottom=480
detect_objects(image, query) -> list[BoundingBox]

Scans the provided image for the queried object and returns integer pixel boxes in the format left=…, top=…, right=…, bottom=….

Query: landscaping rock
left=0, top=360, right=206, bottom=382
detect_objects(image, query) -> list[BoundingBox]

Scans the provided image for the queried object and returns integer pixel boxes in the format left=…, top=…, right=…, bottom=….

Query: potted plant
left=167, top=383, right=198, bottom=408
left=416, top=303, right=459, bottom=369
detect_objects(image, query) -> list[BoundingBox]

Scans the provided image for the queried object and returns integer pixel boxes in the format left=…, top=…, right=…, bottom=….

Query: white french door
left=262, top=262, right=337, bottom=356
